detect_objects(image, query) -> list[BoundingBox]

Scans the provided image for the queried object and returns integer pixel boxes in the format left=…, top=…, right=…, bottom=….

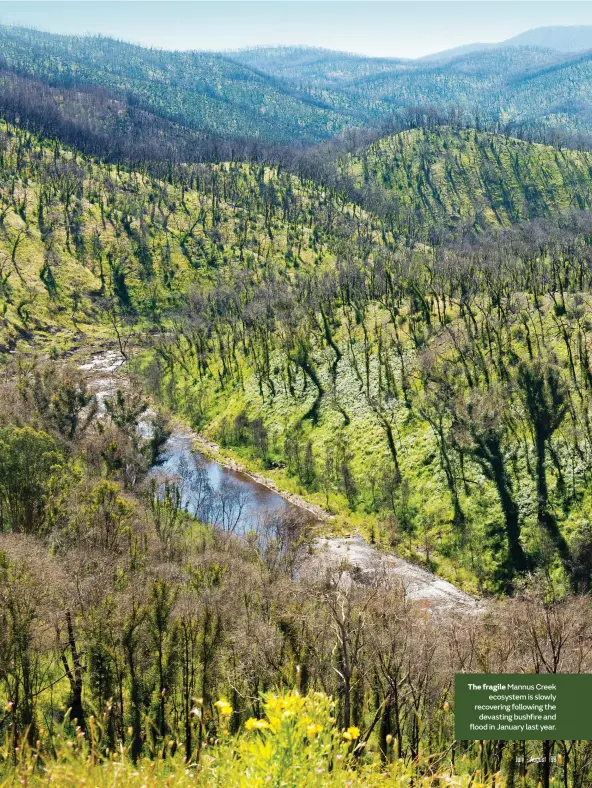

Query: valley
left=82, top=347, right=480, bottom=615
left=2, top=18, right=592, bottom=787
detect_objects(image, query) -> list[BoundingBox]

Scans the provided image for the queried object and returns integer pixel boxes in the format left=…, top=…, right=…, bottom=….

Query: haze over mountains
left=2, top=23, right=592, bottom=149
left=420, top=24, right=592, bottom=62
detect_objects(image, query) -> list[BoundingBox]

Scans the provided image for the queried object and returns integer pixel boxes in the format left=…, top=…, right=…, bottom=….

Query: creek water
left=81, top=350, right=304, bottom=534
left=79, top=350, right=481, bottom=613
left=151, top=431, right=300, bottom=533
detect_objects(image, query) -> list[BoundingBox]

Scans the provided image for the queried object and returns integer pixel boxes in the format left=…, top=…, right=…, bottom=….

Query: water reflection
left=150, top=432, right=296, bottom=533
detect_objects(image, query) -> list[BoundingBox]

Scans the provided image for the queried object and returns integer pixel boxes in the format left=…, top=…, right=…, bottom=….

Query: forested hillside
left=341, top=127, right=592, bottom=231
left=4, top=25, right=592, bottom=147
left=232, top=44, right=592, bottom=138
left=4, top=120, right=592, bottom=594
left=0, top=26, right=356, bottom=144
left=228, top=46, right=409, bottom=85
left=0, top=119, right=377, bottom=354
left=148, top=204, right=592, bottom=593
left=3, top=60, right=592, bottom=782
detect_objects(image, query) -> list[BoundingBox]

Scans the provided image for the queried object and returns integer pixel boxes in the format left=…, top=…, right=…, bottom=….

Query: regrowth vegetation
left=148, top=206, right=592, bottom=595
left=0, top=356, right=590, bottom=786
left=2, top=53, right=592, bottom=783
left=341, top=127, right=592, bottom=232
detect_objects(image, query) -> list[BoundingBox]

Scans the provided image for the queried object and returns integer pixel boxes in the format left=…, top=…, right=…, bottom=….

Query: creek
left=79, top=348, right=482, bottom=614
left=80, top=349, right=306, bottom=534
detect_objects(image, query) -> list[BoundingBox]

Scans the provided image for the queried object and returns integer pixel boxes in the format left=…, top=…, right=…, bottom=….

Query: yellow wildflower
left=244, top=718, right=270, bottom=731
left=307, top=723, right=323, bottom=735
left=342, top=726, right=360, bottom=741
left=214, top=698, right=233, bottom=716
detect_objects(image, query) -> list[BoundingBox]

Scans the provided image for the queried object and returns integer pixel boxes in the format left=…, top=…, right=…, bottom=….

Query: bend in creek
left=81, top=350, right=307, bottom=533
left=79, top=350, right=482, bottom=613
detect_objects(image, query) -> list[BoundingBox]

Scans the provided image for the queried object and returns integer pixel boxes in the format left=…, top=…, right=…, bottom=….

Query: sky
left=1, top=1, right=592, bottom=59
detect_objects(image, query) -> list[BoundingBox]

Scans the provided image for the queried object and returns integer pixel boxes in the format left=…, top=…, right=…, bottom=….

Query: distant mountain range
left=421, top=25, right=592, bottom=62
left=2, top=24, right=592, bottom=146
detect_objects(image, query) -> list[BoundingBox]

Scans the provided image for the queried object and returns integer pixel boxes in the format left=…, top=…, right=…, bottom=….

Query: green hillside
left=4, top=112, right=592, bottom=786
left=5, top=119, right=592, bottom=594
left=6, top=9, right=592, bottom=785
left=342, top=127, right=592, bottom=230
left=0, top=121, right=381, bottom=354
left=145, top=203, right=592, bottom=595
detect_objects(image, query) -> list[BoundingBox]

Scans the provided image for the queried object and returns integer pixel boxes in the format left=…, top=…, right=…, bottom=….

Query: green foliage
left=3, top=36, right=592, bottom=788
left=0, top=690, right=516, bottom=787
left=0, top=120, right=368, bottom=352
left=204, top=691, right=385, bottom=787
left=343, top=127, right=592, bottom=232
left=0, top=425, right=62, bottom=534
left=17, top=362, right=96, bottom=440
left=76, top=480, right=135, bottom=551
left=0, top=364, right=588, bottom=786
left=146, top=205, right=592, bottom=592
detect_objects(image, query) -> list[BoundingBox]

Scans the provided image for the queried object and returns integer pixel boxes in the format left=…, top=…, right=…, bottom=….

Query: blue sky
left=1, top=2, right=592, bottom=58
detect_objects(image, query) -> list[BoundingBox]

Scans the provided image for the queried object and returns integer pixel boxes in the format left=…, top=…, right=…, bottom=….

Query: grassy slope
left=0, top=152, right=186, bottom=352
left=150, top=297, right=499, bottom=593
left=342, top=127, right=592, bottom=229
left=126, top=129, right=592, bottom=594
left=155, top=280, right=592, bottom=596
left=0, top=124, right=346, bottom=354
